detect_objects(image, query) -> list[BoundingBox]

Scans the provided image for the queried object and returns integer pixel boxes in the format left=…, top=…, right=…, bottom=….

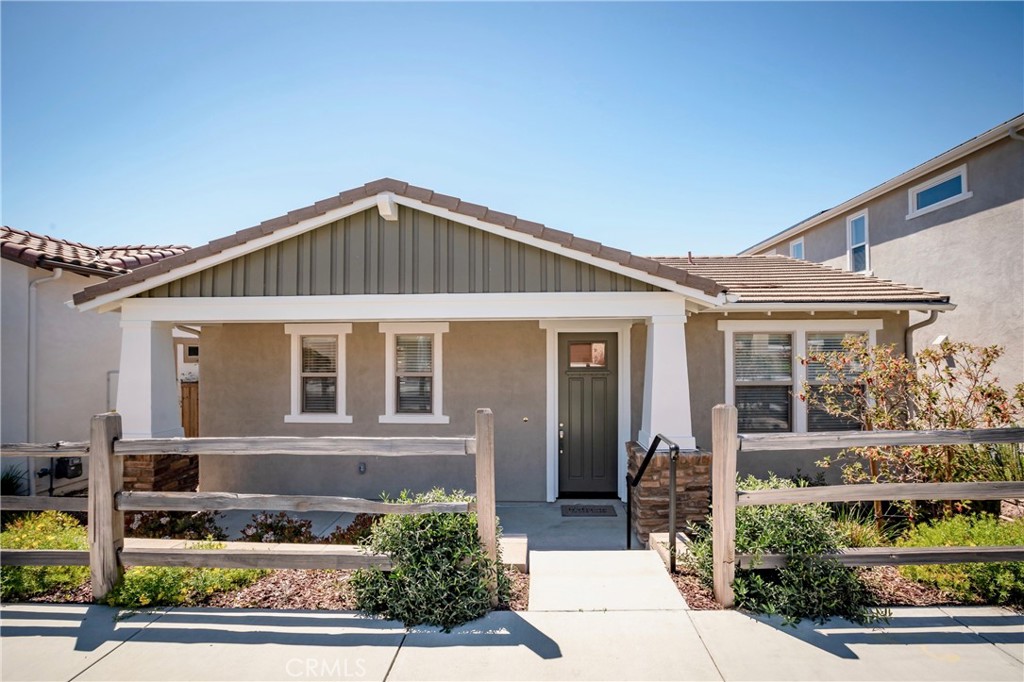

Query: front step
left=527, top=549, right=687, bottom=611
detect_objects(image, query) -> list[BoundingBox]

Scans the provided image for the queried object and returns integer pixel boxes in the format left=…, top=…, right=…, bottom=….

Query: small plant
left=104, top=540, right=266, bottom=608
left=350, top=488, right=509, bottom=631
left=898, top=514, right=1024, bottom=606
left=238, top=512, right=317, bottom=543
left=833, top=506, right=889, bottom=548
left=125, top=511, right=227, bottom=540
left=1, top=511, right=89, bottom=600
left=1, top=465, right=27, bottom=496
left=686, top=475, right=886, bottom=626
left=320, top=514, right=379, bottom=544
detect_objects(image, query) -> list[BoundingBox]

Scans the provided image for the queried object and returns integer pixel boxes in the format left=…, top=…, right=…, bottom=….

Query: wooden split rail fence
left=710, top=403, right=1024, bottom=607
left=1, top=408, right=497, bottom=604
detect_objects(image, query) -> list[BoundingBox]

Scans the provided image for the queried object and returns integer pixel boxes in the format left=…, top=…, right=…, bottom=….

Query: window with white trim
left=719, top=320, right=881, bottom=434
left=847, top=211, right=869, bottom=272
left=379, top=323, right=449, bottom=424
left=907, top=164, right=972, bottom=219
left=789, top=238, right=804, bottom=260
left=284, top=324, right=352, bottom=423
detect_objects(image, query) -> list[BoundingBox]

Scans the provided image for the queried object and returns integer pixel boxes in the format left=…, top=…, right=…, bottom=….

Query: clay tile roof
left=650, top=255, right=950, bottom=305
left=1, top=226, right=189, bottom=278
left=74, top=178, right=728, bottom=305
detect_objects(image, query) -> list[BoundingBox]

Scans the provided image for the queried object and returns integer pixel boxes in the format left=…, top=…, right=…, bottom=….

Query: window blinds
left=301, top=336, right=337, bottom=413
left=396, top=335, right=432, bottom=413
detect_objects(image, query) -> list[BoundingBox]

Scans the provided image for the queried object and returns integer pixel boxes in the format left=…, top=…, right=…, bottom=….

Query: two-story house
left=742, top=114, right=1024, bottom=390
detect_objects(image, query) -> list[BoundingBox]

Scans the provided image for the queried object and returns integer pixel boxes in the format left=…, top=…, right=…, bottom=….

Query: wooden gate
left=180, top=382, right=199, bottom=437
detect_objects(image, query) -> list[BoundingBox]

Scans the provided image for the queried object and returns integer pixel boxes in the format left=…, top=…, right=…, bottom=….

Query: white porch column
left=640, top=314, right=696, bottom=450
left=116, top=320, right=183, bottom=439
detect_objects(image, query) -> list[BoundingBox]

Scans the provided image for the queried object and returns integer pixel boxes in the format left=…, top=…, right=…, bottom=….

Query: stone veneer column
left=627, top=442, right=711, bottom=545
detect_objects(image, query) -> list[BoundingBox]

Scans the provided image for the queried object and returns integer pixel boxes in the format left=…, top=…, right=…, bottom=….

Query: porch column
left=640, top=315, right=696, bottom=450
left=116, top=320, right=183, bottom=439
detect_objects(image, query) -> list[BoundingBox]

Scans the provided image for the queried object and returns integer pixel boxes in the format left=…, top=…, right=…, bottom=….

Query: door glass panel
left=569, top=342, right=606, bottom=368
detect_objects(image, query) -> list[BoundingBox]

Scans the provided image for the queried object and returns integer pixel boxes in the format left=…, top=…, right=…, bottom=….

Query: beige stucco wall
left=1, top=260, right=118, bottom=493
left=199, top=321, right=548, bottom=501
left=764, top=138, right=1024, bottom=390
left=685, top=310, right=908, bottom=482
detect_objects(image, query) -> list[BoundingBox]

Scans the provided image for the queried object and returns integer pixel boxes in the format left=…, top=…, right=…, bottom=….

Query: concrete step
left=527, top=549, right=687, bottom=611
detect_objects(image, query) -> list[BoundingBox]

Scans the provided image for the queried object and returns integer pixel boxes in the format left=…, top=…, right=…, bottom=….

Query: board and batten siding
left=139, top=207, right=660, bottom=298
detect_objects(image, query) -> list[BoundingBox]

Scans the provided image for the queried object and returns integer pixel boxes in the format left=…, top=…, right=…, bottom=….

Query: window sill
left=284, top=414, right=353, bottom=424
left=378, top=414, right=451, bottom=425
left=906, top=191, right=972, bottom=220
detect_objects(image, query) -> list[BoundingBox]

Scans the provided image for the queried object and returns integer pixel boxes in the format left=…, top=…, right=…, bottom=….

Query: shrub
left=350, top=489, right=509, bottom=630
left=105, top=541, right=266, bottom=608
left=125, top=511, right=227, bottom=540
left=898, top=514, right=1024, bottom=605
left=320, top=514, right=379, bottom=544
left=833, top=506, right=889, bottom=548
left=1, top=511, right=89, bottom=600
left=687, top=475, right=886, bottom=626
left=238, top=511, right=316, bottom=543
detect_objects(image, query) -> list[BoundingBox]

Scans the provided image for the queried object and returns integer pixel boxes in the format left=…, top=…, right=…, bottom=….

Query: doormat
left=561, top=504, right=617, bottom=518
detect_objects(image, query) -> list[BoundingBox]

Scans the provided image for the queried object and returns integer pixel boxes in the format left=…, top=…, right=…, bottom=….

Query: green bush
left=1, top=511, right=89, bottom=600
left=899, top=514, right=1024, bottom=605
left=687, top=475, right=886, bottom=626
left=350, top=489, right=509, bottom=630
left=105, top=541, right=266, bottom=608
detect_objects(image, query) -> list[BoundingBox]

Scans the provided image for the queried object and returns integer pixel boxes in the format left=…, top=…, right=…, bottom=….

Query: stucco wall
left=1, top=260, right=117, bottom=493
left=685, top=311, right=908, bottom=482
left=765, top=138, right=1023, bottom=389
left=199, top=321, right=548, bottom=501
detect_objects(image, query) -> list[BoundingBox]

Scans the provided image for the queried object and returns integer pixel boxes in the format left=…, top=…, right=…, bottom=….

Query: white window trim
left=379, top=322, right=450, bottom=424
left=906, top=163, right=972, bottom=220
left=718, top=319, right=881, bottom=434
left=846, top=211, right=870, bottom=273
left=284, top=323, right=353, bottom=424
left=789, top=237, right=804, bottom=260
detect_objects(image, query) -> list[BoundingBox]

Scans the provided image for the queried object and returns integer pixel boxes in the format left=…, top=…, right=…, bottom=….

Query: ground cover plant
left=125, top=510, right=227, bottom=540
left=686, top=475, right=887, bottom=626
left=0, top=511, right=89, bottom=600
left=350, top=488, right=510, bottom=630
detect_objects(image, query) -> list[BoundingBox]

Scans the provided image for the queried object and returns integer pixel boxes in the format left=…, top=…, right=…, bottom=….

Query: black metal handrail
left=625, top=434, right=681, bottom=572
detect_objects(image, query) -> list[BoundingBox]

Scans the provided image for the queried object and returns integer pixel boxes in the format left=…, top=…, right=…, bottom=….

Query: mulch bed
left=669, top=563, right=965, bottom=610
left=8, top=567, right=531, bottom=613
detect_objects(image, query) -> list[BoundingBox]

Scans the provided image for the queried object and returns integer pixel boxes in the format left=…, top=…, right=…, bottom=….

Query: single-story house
left=72, top=179, right=953, bottom=502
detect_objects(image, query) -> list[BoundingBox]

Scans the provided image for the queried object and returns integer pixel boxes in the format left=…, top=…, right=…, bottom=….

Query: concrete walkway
left=2, top=549, right=1022, bottom=680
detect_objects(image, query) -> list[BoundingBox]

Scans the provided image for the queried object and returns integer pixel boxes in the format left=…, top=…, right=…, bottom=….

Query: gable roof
left=652, top=255, right=952, bottom=308
left=73, top=178, right=726, bottom=308
left=740, top=112, right=1024, bottom=255
left=1, top=226, right=189, bottom=278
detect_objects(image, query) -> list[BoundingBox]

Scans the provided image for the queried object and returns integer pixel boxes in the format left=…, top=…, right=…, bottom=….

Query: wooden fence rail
left=1, top=409, right=497, bottom=605
left=711, top=403, right=1024, bottom=607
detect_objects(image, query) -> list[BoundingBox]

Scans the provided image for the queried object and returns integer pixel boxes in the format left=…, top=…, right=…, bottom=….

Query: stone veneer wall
left=626, top=442, right=711, bottom=546
left=123, top=455, right=199, bottom=492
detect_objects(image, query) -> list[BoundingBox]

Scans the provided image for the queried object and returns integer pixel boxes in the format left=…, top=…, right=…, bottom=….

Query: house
left=741, top=113, right=1024, bottom=390
left=1, top=227, right=188, bottom=494
left=71, top=179, right=952, bottom=502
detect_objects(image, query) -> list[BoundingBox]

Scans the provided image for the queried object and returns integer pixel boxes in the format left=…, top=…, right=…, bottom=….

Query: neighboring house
left=742, top=113, right=1024, bottom=390
left=71, top=179, right=952, bottom=501
left=0, top=227, right=187, bottom=494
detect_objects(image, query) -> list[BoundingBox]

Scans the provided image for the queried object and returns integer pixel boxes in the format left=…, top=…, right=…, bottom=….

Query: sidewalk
left=2, top=549, right=1022, bottom=681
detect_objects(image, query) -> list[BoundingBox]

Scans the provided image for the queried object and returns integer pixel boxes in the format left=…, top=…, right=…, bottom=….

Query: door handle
left=558, top=422, right=565, bottom=454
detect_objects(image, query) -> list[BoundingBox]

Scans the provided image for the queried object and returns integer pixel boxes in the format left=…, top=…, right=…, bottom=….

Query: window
left=789, top=238, right=804, bottom=260
left=804, top=332, right=863, bottom=432
left=907, top=164, right=972, bottom=219
left=185, top=345, right=199, bottom=361
left=847, top=211, right=869, bottom=272
left=733, top=333, right=793, bottom=432
left=719, top=320, right=882, bottom=434
left=569, top=342, right=606, bottom=368
left=380, top=323, right=449, bottom=424
left=284, top=324, right=352, bottom=423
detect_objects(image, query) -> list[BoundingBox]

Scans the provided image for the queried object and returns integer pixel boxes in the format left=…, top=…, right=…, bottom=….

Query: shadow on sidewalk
left=0, top=604, right=563, bottom=660
left=748, top=609, right=1024, bottom=660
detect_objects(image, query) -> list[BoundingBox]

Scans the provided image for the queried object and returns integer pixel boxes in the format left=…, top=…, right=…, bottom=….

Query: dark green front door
left=558, top=333, right=618, bottom=496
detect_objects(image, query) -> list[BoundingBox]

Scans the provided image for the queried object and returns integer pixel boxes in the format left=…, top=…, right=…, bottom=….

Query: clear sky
left=2, top=1, right=1021, bottom=257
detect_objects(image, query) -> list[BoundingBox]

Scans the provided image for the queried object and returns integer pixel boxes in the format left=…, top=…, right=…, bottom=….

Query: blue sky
left=2, top=2, right=1021, bottom=256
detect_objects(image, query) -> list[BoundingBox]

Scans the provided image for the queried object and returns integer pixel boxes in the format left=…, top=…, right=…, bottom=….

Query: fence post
left=712, top=404, right=738, bottom=607
left=475, top=408, right=498, bottom=606
left=89, top=412, right=123, bottom=600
